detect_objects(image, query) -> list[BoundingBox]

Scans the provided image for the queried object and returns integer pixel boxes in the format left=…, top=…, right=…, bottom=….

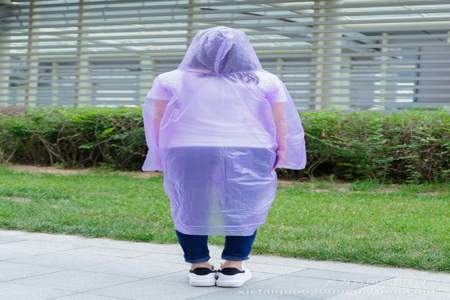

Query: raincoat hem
left=174, top=222, right=263, bottom=236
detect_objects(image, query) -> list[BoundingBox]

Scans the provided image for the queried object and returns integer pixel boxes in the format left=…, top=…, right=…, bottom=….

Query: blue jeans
left=175, top=229, right=258, bottom=263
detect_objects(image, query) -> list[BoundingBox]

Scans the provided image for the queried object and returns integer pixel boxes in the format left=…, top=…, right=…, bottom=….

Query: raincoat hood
left=178, top=26, right=263, bottom=74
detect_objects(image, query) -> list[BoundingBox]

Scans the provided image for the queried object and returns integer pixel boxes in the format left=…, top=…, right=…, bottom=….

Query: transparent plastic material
left=142, top=26, right=306, bottom=235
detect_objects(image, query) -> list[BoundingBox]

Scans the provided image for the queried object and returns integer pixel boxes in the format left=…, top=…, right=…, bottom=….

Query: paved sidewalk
left=0, top=230, right=448, bottom=300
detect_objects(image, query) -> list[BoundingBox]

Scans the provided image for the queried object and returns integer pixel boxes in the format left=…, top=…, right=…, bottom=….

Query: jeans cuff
left=184, top=255, right=211, bottom=263
left=221, top=255, right=249, bottom=261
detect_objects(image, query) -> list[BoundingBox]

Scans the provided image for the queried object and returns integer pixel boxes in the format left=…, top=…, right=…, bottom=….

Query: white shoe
left=188, top=266, right=217, bottom=287
left=216, top=266, right=252, bottom=287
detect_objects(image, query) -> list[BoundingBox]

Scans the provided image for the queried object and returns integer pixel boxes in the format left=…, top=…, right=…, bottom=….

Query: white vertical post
left=27, top=61, right=38, bottom=107
left=187, top=0, right=196, bottom=45
left=309, top=0, right=349, bottom=110
left=379, top=32, right=389, bottom=110
left=309, top=1, right=325, bottom=110
left=0, top=33, right=10, bottom=106
left=51, top=61, right=59, bottom=105
left=76, top=61, right=91, bottom=106
left=75, top=0, right=91, bottom=106
left=24, top=0, right=37, bottom=107
left=339, top=55, right=351, bottom=110
left=140, top=55, right=154, bottom=102
left=276, top=57, right=283, bottom=78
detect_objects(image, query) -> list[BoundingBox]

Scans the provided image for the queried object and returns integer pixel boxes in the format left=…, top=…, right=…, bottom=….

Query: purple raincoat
left=142, top=26, right=306, bottom=236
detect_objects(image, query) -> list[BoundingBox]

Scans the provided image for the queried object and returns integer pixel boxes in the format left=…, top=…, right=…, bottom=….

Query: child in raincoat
left=142, top=26, right=306, bottom=287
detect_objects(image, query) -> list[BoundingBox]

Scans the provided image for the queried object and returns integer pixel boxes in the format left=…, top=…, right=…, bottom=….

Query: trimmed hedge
left=0, top=107, right=448, bottom=183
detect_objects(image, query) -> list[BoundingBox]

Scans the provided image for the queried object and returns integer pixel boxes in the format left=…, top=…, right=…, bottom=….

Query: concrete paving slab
left=1, top=239, right=87, bottom=251
left=0, top=282, right=73, bottom=300
left=0, top=235, right=29, bottom=244
left=54, top=293, right=128, bottom=300
left=379, top=277, right=450, bottom=293
left=6, top=252, right=124, bottom=269
left=186, top=288, right=318, bottom=300
left=78, top=258, right=187, bottom=278
left=290, top=268, right=392, bottom=284
left=0, top=229, right=448, bottom=300
left=0, top=243, right=57, bottom=261
left=10, top=270, right=138, bottom=293
left=327, top=284, right=450, bottom=300
left=240, top=274, right=368, bottom=299
left=0, top=261, right=63, bottom=281
left=250, top=255, right=450, bottom=283
left=62, top=246, right=150, bottom=259
left=88, top=277, right=220, bottom=300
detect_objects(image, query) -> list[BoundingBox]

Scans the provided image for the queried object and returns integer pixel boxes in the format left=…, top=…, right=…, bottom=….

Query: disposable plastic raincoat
left=142, top=26, right=306, bottom=236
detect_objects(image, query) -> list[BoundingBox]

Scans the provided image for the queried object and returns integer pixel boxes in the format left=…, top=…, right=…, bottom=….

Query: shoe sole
left=189, top=274, right=217, bottom=287
left=189, top=280, right=216, bottom=287
left=216, top=280, right=248, bottom=287
left=216, top=270, right=252, bottom=287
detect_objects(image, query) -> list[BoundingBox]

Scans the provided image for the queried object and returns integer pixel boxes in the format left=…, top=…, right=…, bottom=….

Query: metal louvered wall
left=1, top=0, right=450, bottom=111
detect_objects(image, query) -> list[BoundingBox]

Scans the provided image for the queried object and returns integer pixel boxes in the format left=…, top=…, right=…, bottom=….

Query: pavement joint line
left=0, top=238, right=29, bottom=244
left=0, top=252, right=59, bottom=263
left=89, top=255, right=185, bottom=264
left=75, top=273, right=177, bottom=296
left=2, top=253, right=125, bottom=268
left=320, top=282, right=374, bottom=300
left=18, top=270, right=146, bottom=295
left=378, top=277, right=450, bottom=285
left=59, top=246, right=156, bottom=259
left=97, top=248, right=181, bottom=254
left=22, top=240, right=187, bottom=256
left=0, top=267, right=68, bottom=283
left=283, top=273, right=397, bottom=285
left=47, top=290, right=132, bottom=300
left=5, top=242, right=94, bottom=252
left=0, top=279, right=78, bottom=297
left=365, top=276, right=397, bottom=285
left=67, top=264, right=188, bottom=280
left=376, top=281, right=450, bottom=294
left=0, top=243, right=93, bottom=256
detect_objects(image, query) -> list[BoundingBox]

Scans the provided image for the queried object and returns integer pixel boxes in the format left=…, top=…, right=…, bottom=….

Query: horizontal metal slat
left=16, top=6, right=450, bottom=25
left=16, top=0, right=450, bottom=12
left=8, top=14, right=450, bottom=32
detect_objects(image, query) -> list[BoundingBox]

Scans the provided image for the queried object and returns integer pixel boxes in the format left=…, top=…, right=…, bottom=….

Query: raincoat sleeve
left=141, top=75, right=171, bottom=172
left=266, top=75, right=307, bottom=170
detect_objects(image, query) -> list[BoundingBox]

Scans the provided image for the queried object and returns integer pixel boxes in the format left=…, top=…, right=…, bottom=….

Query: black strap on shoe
left=218, top=267, right=245, bottom=275
left=189, top=267, right=216, bottom=275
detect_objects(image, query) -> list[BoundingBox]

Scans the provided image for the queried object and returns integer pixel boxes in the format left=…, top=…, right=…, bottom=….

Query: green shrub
left=0, top=107, right=146, bottom=170
left=0, top=107, right=448, bottom=183
left=297, top=109, right=450, bottom=183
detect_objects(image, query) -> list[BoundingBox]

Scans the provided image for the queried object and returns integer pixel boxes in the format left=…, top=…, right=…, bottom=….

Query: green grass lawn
left=0, top=164, right=449, bottom=272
